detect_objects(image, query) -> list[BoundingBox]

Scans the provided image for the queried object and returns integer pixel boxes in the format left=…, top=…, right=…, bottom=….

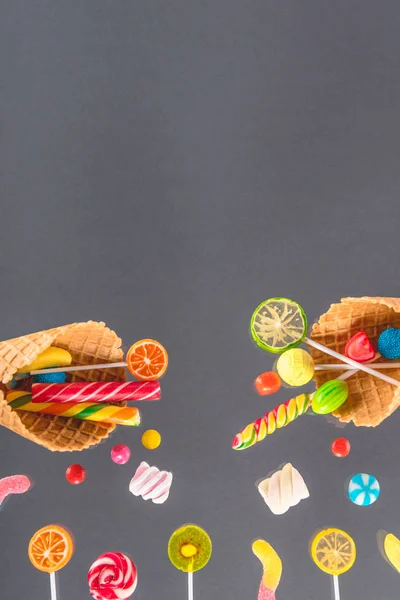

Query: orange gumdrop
left=254, top=372, right=281, bottom=396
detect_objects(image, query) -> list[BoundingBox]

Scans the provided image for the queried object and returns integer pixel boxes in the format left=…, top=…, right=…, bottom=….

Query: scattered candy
left=311, top=528, right=356, bottom=576
left=378, top=328, right=400, bottom=360
left=129, top=461, right=173, bottom=504
left=111, top=444, right=131, bottom=465
left=331, top=437, right=351, bottom=458
left=250, top=297, right=307, bottom=354
left=254, top=371, right=281, bottom=396
left=345, top=331, right=375, bottom=362
left=32, top=381, right=161, bottom=404
left=65, top=464, right=86, bottom=485
left=7, top=391, right=141, bottom=426
left=18, top=347, right=72, bottom=373
left=252, top=539, right=282, bottom=600
left=257, top=463, right=309, bottom=515
left=311, top=380, right=349, bottom=414
left=126, top=339, right=169, bottom=380
left=383, top=533, right=400, bottom=573
left=232, top=393, right=311, bottom=450
left=168, top=524, right=212, bottom=573
left=33, top=371, right=66, bottom=384
left=348, top=473, right=380, bottom=506
left=28, top=522, right=74, bottom=600
left=0, top=474, right=31, bottom=505
left=88, top=552, right=138, bottom=600
left=141, top=429, right=161, bottom=450
left=276, top=348, right=314, bottom=387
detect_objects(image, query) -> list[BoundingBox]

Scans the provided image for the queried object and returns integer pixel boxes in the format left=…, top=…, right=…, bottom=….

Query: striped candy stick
left=232, top=393, right=311, bottom=450
left=7, top=391, right=140, bottom=426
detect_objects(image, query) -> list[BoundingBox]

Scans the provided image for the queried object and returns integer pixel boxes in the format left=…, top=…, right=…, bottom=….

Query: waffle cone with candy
left=310, top=297, right=400, bottom=427
left=0, top=321, right=126, bottom=451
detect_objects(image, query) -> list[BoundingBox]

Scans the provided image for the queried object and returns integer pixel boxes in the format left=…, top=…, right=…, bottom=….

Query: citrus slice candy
left=28, top=524, right=74, bottom=573
left=384, top=533, right=400, bottom=573
left=311, top=528, right=356, bottom=576
left=126, top=339, right=168, bottom=380
left=251, top=298, right=307, bottom=354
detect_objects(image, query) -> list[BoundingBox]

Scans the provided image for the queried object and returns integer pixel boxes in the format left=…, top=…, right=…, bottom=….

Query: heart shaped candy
left=345, top=331, right=375, bottom=362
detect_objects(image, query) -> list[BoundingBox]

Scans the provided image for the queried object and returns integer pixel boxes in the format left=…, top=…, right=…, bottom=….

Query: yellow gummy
left=384, top=534, right=400, bottom=573
left=252, top=539, right=282, bottom=591
left=18, top=347, right=72, bottom=373
left=141, top=429, right=161, bottom=450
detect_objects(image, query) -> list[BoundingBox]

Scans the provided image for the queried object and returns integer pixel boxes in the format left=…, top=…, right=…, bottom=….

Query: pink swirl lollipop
left=88, top=552, right=137, bottom=600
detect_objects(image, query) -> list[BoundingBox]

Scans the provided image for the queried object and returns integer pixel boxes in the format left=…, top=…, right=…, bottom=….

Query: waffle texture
left=0, top=321, right=126, bottom=451
left=310, top=297, right=400, bottom=427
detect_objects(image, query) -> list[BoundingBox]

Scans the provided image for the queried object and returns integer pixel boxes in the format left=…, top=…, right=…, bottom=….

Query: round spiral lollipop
left=88, top=552, right=137, bottom=600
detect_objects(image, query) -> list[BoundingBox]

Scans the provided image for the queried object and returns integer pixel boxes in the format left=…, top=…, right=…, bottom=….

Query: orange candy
left=254, top=372, right=281, bottom=396
left=28, top=524, right=74, bottom=573
left=126, top=339, right=168, bottom=381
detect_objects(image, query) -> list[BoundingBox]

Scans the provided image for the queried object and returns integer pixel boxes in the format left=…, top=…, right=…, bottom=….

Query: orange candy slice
left=126, top=339, right=168, bottom=381
left=28, top=525, right=74, bottom=573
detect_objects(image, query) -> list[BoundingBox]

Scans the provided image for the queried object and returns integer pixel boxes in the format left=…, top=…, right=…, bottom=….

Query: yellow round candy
left=276, top=348, right=314, bottom=387
left=311, top=528, right=356, bottom=575
left=141, top=429, right=161, bottom=450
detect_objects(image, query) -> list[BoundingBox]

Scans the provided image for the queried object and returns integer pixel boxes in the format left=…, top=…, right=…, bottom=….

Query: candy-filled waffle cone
left=0, top=321, right=126, bottom=451
left=309, top=297, right=400, bottom=427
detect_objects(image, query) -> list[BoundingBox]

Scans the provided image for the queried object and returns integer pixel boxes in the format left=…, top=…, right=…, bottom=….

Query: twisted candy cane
left=232, top=393, right=311, bottom=450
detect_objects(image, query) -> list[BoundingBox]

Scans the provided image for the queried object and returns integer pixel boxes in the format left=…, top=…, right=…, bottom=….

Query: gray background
left=0, top=1, right=400, bottom=599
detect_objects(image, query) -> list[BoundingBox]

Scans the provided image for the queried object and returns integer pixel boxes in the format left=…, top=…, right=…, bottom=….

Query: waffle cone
left=0, top=321, right=126, bottom=451
left=309, top=297, right=400, bottom=427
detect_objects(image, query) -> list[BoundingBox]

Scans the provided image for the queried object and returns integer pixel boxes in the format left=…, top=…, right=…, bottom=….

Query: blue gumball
left=378, top=328, right=400, bottom=360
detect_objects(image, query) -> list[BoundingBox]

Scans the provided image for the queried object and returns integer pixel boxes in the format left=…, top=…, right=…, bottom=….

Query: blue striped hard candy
left=348, top=473, right=380, bottom=506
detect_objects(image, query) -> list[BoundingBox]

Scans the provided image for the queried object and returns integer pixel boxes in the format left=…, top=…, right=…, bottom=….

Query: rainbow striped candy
left=348, top=473, right=380, bottom=506
left=7, top=391, right=140, bottom=426
left=232, top=394, right=311, bottom=450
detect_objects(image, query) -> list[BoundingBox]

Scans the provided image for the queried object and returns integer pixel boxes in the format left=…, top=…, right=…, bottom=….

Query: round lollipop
left=28, top=524, right=74, bottom=600
left=311, top=528, right=356, bottom=600
left=88, top=552, right=138, bottom=600
left=29, top=339, right=168, bottom=381
left=168, top=524, right=212, bottom=600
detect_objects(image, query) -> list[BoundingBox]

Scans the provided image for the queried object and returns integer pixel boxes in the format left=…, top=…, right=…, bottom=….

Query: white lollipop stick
left=188, top=572, right=194, bottom=600
left=31, top=362, right=127, bottom=375
left=315, top=362, right=400, bottom=371
left=305, top=337, right=400, bottom=387
left=50, top=572, right=57, bottom=600
left=332, top=574, right=340, bottom=600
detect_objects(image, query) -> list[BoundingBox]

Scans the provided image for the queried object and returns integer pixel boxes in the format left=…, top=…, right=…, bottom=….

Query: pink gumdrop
left=111, top=444, right=131, bottom=465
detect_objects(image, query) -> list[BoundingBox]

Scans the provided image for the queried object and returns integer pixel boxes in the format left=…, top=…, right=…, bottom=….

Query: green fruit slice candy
left=312, top=380, right=349, bottom=415
left=168, top=524, right=212, bottom=573
left=250, top=298, right=308, bottom=354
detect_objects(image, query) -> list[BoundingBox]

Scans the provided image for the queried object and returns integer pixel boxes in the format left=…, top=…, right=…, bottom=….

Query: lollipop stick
left=305, top=337, right=400, bottom=387
left=316, top=362, right=400, bottom=371
left=188, top=571, right=194, bottom=600
left=50, top=572, right=57, bottom=600
left=332, top=575, right=340, bottom=600
left=31, top=362, right=127, bottom=375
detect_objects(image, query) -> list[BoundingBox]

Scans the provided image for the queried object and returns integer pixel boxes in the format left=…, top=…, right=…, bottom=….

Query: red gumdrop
left=345, top=331, right=375, bottom=362
left=331, top=437, right=351, bottom=458
left=254, top=371, right=281, bottom=396
left=65, top=464, right=86, bottom=485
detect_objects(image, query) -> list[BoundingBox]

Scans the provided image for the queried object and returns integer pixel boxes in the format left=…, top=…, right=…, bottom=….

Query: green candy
left=312, top=380, right=349, bottom=415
